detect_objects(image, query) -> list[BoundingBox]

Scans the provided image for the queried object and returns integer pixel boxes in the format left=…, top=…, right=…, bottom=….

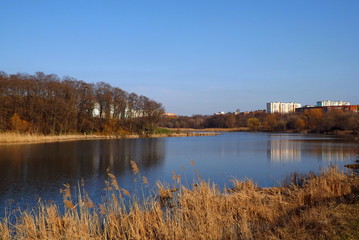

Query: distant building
left=266, top=102, right=301, bottom=114
left=92, top=103, right=101, bottom=117
left=295, top=106, right=325, bottom=113
left=214, top=111, right=225, bottom=115
left=164, top=113, right=177, bottom=117
left=92, top=103, right=145, bottom=119
left=296, top=105, right=359, bottom=113
left=317, top=100, right=350, bottom=107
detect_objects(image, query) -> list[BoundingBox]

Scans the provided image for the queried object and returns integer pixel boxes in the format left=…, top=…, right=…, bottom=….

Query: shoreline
left=164, top=127, right=359, bottom=138
left=162, top=127, right=250, bottom=132
left=0, top=132, right=220, bottom=145
left=1, top=128, right=357, bottom=145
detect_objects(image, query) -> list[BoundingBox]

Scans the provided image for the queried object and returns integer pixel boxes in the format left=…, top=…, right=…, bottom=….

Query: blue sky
left=1, top=1, right=358, bottom=115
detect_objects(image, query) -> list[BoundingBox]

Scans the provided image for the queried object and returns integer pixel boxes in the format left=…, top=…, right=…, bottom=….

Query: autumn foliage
left=10, top=113, right=30, bottom=133
left=160, top=109, right=359, bottom=134
left=246, top=117, right=260, bottom=131
left=0, top=71, right=164, bottom=135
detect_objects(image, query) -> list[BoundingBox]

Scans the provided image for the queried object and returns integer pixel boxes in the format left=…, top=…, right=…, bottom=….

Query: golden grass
left=0, top=132, right=219, bottom=145
left=0, top=166, right=358, bottom=240
left=0, top=132, right=114, bottom=145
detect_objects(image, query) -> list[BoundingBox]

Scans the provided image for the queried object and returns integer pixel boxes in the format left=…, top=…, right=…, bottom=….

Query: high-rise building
left=316, top=100, right=350, bottom=106
left=266, top=102, right=301, bottom=114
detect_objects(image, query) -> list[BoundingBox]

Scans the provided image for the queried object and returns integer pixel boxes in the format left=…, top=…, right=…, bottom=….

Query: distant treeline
left=0, top=71, right=164, bottom=135
left=160, top=110, right=359, bottom=133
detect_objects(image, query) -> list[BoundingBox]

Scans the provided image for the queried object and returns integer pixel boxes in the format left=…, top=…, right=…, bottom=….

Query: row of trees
left=160, top=109, right=359, bottom=133
left=245, top=109, right=359, bottom=133
left=0, top=71, right=164, bottom=135
left=159, top=112, right=263, bottom=129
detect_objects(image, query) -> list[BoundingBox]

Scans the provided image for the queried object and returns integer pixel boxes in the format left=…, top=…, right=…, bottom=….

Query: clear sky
left=1, top=1, right=358, bottom=115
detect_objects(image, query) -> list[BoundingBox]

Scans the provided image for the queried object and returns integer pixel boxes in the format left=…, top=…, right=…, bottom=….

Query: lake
left=0, top=132, right=358, bottom=215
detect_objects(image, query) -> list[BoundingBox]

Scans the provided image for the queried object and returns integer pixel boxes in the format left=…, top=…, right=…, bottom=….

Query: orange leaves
left=303, top=109, right=324, bottom=130
left=10, top=113, right=30, bottom=133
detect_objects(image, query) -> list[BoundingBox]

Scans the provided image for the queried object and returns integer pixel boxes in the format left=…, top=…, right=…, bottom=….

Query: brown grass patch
left=0, top=132, right=115, bottom=145
left=0, top=132, right=219, bottom=145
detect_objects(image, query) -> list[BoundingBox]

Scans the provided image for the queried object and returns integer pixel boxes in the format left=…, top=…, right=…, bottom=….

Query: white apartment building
left=316, top=100, right=350, bottom=107
left=266, top=102, right=302, bottom=114
left=92, top=103, right=144, bottom=119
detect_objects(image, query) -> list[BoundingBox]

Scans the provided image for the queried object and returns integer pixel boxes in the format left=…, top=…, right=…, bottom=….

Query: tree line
left=160, top=109, right=359, bottom=134
left=0, top=71, right=164, bottom=135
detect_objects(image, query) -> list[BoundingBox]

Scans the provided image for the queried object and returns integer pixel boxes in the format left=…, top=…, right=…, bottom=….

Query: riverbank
left=163, top=127, right=250, bottom=132
left=0, top=132, right=220, bottom=145
left=0, top=167, right=357, bottom=239
left=166, top=127, right=359, bottom=138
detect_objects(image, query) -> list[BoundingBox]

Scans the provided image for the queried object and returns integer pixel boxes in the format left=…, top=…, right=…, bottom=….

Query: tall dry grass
left=0, top=164, right=358, bottom=240
left=0, top=132, right=219, bottom=145
left=0, top=132, right=112, bottom=145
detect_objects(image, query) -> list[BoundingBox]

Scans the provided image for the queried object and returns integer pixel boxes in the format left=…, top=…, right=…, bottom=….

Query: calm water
left=0, top=132, right=358, bottom=215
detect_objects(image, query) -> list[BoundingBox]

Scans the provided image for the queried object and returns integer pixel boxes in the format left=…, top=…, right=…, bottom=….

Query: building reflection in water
left=317, top=142, right=356, bottom=162
left=267, top=138, right=302, bottom=162
left=267, top=136, right=358, bottom=163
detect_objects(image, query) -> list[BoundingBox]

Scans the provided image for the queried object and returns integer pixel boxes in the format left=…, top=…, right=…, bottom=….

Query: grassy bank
left=164, top=127, right=359, bottom=137
left=0, top=166, right=358, bottom=239
left=0, top=132, right=114, bottom=145
left=162, top=127, right=250, bottom=132
left=0, top=131, right=219, bottom=145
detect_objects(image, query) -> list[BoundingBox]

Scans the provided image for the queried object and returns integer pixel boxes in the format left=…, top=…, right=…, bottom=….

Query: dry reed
left=0, top=132, right=219, bottom=145
left=130, top=161, right=139, bottom=174
left=0, top=132, right=112, bottom=145
left=0, top=166, right=358, bottom=240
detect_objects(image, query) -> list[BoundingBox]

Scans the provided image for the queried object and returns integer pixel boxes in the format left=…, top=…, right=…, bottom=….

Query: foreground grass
left=0, top=166, right=358, bottom=240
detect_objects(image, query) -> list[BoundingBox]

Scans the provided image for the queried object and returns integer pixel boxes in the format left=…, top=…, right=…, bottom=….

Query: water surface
left=0, top=132, right=357, bottom=215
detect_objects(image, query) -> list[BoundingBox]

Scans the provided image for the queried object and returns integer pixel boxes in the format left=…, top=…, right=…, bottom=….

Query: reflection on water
left=267, top=135, right=357, bottom=163
left=268, top=138, right=302, bottom=162
left=0, top=138, right=165, bottom=213
left=318, top=142, right=356, bottom=162
left=0, top=133, right=357, bottom=215
left=0, top=139, right=165, bottom=182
